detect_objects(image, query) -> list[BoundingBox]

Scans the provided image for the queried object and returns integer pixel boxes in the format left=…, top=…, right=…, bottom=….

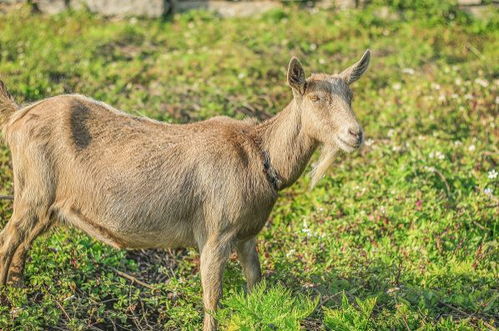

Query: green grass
left=0, top=3, right=498, bottom=330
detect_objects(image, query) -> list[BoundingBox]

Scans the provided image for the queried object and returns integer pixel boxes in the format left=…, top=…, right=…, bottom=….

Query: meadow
left=0, top=2, right=497, bottom=330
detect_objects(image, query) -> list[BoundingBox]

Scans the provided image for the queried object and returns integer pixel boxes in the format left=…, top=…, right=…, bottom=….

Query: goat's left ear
left=287, top=57, right=306, bottom=95
left=339, top=49, right=371, bottom=85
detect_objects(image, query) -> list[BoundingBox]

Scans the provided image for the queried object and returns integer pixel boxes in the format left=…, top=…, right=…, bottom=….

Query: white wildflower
left=464, top=94, right=473, bottom=100
left=438, top=94, right=446, bottom=102
left=454, top=141, right=462, bottom=146
left=431, top=83, right=441, bottom=90
left=387, top=287, right=400, bottom=294
left=455, top=78, right=462, bottom=86
left=488, top=169, right=498, bottom=180
left=468, top=144, right=476, bottom=152
left=393, top=82, right=402, bottom=90
left=286, top=249, right=296, bottom=258
left=429, top=151, right=445, bottom=160
left=451, top=93, right=458, bottom=99
left=402, top=68, right=415, bottom=75
left=483, top=188, right=493, bottom=196
left=365, top=138, right=374, bottom=146
left=310, top=43, right=317, bottom=51
left=387, top=129, right=395, bottom=137
left=319, top=58, right=326, bottom=65
left=474, top=78, right=489, bottom=88
left=237, top=72, right=246, bottom=79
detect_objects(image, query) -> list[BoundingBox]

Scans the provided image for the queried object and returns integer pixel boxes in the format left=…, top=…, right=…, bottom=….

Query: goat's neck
left=256, top=100, right=317, bottom=189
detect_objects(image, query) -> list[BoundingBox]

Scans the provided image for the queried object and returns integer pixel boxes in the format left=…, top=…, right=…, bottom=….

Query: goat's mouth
left=336, top=136, right=361, bottom=153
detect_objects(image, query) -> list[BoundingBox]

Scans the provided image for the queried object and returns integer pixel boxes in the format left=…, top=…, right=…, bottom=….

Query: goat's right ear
left=287, top=57, right=306, bottom=95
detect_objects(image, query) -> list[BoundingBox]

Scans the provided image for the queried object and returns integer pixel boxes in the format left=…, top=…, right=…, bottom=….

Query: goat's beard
left=309, top=144, right=339, bottom=189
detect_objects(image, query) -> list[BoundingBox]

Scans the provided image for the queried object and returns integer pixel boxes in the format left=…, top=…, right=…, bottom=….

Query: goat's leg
left=0, top=209, right=38, bottom=286
left=236, top=237, right=261, bottom=291
left=199, top=238, right=231, bottom=331
left=7, top=219, right=54, bottom=286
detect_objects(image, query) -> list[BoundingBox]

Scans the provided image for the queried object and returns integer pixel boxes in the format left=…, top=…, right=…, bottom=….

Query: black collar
left=262, top=150, right=281, bottom=191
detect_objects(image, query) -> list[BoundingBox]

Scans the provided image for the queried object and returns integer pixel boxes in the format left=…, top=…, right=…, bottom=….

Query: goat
left=0, top=50, right=370, bottom=330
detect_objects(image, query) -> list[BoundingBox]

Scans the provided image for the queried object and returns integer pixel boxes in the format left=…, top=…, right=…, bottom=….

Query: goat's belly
left=61, top=205, right=197, bottom=249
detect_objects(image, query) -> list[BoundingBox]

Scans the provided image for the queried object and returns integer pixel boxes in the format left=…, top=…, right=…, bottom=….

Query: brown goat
left=0, top=51, right=370, bottom=330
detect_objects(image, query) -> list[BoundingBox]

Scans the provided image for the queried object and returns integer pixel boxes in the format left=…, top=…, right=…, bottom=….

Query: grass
left=0, top=2, right=498, bottom=330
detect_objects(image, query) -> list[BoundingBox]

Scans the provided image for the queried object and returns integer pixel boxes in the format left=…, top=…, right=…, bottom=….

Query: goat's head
left=287, top=50, right=370, bottom=153
left=286, top=50, right=371, bottom=187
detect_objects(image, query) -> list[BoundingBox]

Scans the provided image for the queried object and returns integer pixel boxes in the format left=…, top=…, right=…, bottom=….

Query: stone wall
left=0, top=0, right=496, bottom=18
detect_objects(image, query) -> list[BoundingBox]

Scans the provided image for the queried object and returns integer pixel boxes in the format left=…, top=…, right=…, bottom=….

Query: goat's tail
left=0, top=79, right=18, bottom=130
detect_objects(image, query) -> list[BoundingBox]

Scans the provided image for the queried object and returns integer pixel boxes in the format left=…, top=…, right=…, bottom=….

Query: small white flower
left=402, top=68, right=415, bottom=75
left=488, top=169, right=498, bottom=179
left=431, top=83, right=441, bottom=90
left=464, top=94, right=473, bottom=100
left=386, top=287, right=400, bottom=294
left=455, top=78, right=462, bottom=86
left=393, top=82, right=402, bottom=90
left=319, top=58, right=326, bottom=65
left=438, top=94, right=446, bottom=102
left=483, top=188, right=493, bottom=196
left=454, top=141, right=462, bottom=146
left=310, top=43, right=317, bottom=51
left=237, top=72, right=246, bottom=79
left=451, top=93, right=458, bottom=99
left=387, top=129, right=395, bottom=137
left=286, top=249, right=296, bottom=258
left=425, top=166, right=436, bottom=172
left=468, top=144, right=476, bottom=152
left=365, top=138, right=374, bottom=146
left=429, top=151, right=444, bottom=160
left=474, top=78, right=489, bottom=88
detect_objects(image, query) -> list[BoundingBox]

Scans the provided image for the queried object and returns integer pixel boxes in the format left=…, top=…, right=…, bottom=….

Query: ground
left=0, top=3, right=497, bottom=330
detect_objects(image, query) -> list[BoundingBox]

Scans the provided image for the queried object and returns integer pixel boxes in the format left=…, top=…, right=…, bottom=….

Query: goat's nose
left=348, top=127, right=362, bottom=140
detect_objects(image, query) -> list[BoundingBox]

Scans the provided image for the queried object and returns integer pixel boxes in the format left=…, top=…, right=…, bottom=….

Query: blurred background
left=0, top=0, right=497, bottom=330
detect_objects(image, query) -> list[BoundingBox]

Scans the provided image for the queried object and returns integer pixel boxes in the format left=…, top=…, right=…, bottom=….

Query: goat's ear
left=287, top=57, right=306, bottom=95
left=339, top=49, right=371, bottom=85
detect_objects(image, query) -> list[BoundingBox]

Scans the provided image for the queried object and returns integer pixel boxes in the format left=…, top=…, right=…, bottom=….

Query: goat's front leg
left=236, top=237, right=261, bottom=291
left=199, top=237, right=231, bottom=331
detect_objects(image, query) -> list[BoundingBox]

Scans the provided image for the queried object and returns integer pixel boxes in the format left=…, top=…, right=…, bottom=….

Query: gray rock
left=457, top=0, right=482, bottom=5
left=74, top=0, right=169, bottom=18
left=460, top=4, right=498, bottom=19
left=174, top=1, right=281, bottom=17
left=37, top=0, right=68, bottom=14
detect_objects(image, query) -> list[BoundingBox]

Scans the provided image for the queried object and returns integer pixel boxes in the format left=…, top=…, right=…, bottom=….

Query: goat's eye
left=310, top=95, right=320, bottom=102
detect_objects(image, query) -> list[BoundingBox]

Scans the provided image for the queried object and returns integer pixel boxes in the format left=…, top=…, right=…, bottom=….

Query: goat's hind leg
left=6, top=217, right=54, bottom=286
left=0, top=206, right=40, bottom=286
